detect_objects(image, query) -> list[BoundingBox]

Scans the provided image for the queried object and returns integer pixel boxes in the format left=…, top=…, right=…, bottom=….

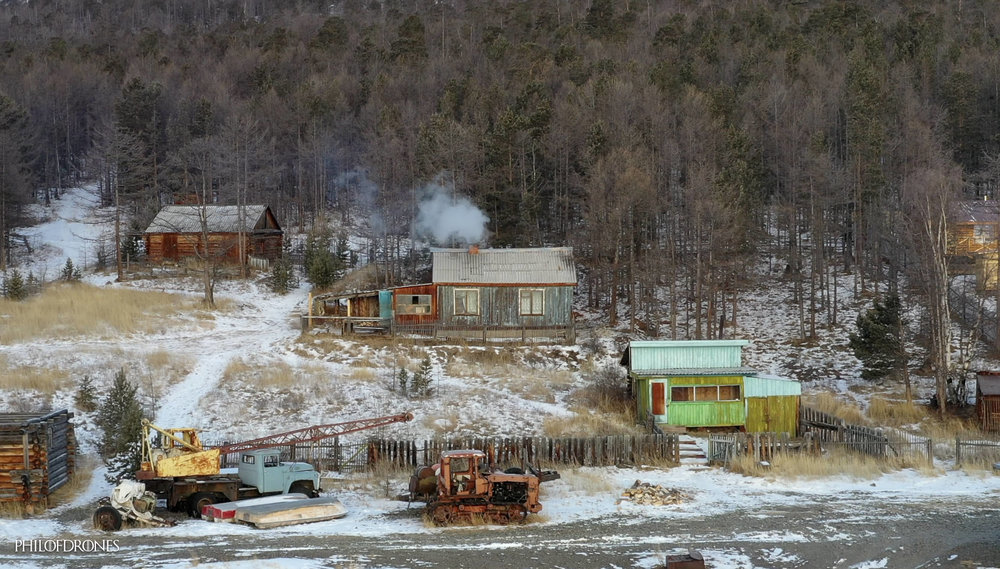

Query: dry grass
left=542, top=407, right=640, bottom=438
left=918, top=413, right=981, bottom=441
left=348, top=367, right=378, bottom=382
left=223, top=357, right=327, bottom=390
left=0, top=283, right=209, bottom=343
left=802, top=391, right=867, bottom=425
left=727, top=448, right=919, bottom=479
left=866, top=396, right=928, bottom=426
left=556, top=467, right=616, bottom=494
left=0, top=355, right=69, bottom=393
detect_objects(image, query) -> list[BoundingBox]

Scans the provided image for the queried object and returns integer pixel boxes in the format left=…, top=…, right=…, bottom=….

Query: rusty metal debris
left=618, top=480, right=690, bottom=506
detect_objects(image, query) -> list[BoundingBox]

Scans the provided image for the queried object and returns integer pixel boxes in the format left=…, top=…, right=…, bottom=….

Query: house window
left=718, top=385, right=740, bottom=401
left=397, top=294, right=432, bottom=315
left=695, top=386, right=718, bottom=401
left=671, top=386, right=693, bottom=401
left=242, top=455, right=255, bottom=464
left=519, top=288, right=544, bottom=315
left=671, top=385, right=741, bottom=402
left=454, top=289, right=480, bottom=315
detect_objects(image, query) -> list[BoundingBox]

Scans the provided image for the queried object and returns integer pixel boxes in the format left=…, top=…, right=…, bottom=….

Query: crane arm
left=214, top=412, right=414, bottom=455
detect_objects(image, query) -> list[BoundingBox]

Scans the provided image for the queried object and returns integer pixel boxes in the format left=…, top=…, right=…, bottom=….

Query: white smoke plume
left=413, top=178, right=489, bottom=246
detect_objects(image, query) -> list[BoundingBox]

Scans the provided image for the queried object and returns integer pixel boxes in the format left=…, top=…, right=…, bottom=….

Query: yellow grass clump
left=866, top=396, right=927, bottom=426
left=0, top=355, right=68, bottom=393
left=727, top=448, right=918, bottom=479
left=0, top=283, right=205, bottom=343
left=542, top=407, right=641, bottom=438
left=802, top=391, right=866, bottom=425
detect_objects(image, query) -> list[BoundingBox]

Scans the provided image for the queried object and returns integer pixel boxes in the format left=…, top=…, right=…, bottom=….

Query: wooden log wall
left=0, top=410, right=76, bottom=504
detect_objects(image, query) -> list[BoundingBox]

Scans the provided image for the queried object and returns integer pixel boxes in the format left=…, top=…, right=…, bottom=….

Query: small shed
left=0, top=410, right=76, bottom=506
left=143, top=205, right=283, bottom=264
left=621, top=340, right=800, bottom=435
left=431, top=246, right=576, bottom=341
left=976, top=371, right=1000, bottom=432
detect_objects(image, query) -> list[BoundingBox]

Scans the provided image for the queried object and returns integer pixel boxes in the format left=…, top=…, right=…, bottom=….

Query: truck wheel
left=93, top=506, right=123, bottom=531
left=430, top=504, right=453, bottom=525
left=188, top=492, right=216, bottom=518
left=288, top=482, right=315, bottom=497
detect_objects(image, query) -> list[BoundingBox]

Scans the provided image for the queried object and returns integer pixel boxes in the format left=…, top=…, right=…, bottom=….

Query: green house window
left=671, top=385, right=740, bottom=402
left=671, top=386, right=693, bottom=401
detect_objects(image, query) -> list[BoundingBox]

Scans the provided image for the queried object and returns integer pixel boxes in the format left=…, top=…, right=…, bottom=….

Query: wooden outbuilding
left=0, top=410, right=76, bottom=506
left=976, top=371, right=1000, bottom=432
left=143, top=205, right=283, bottom=264
left=622, top=340, right=800, bottom=435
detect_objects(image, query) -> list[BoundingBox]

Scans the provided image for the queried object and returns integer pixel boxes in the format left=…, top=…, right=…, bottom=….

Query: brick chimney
left=469, top=244, right=479, bottom=254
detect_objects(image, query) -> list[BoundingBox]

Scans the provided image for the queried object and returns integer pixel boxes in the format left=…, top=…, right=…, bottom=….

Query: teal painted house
left=621, top=340, right=801, bottom=434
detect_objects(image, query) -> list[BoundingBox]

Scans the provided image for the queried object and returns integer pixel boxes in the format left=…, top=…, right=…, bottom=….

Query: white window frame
left=454, top=288, right=480, bottom=316
left=519, top=288, right=545, bottom=316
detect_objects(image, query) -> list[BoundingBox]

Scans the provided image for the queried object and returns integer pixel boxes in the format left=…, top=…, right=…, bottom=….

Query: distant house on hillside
left=143, top=205, right=283, bottom=265
left=950, top=200, right=999, bottom=258
left=305, top=246, right=577, bottom=342
left=621, top=340, right=801, bottom=434
left=976, top=371, right=1000, bottom=432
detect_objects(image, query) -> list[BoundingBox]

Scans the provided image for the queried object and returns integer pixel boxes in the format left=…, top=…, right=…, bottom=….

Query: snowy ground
left=3, top=186, right=1000, bottom=568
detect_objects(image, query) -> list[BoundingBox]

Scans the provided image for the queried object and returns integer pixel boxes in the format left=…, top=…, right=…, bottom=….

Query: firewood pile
left=618, top=480, right=690, bottom=506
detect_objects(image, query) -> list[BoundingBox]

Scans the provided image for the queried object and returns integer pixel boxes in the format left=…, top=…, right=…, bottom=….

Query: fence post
left=955, top=436, right=961, bottom=467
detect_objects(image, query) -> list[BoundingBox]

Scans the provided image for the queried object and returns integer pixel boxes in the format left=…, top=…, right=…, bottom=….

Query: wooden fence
left=709, top=407, right=934, bottom=466
left=218, top=434, right=679, bottom=473
left=955, top=435, right=1000, bottom=467
left=800, top=406, right=933, bottom=464
left=0, top=410, right=76, bottom=504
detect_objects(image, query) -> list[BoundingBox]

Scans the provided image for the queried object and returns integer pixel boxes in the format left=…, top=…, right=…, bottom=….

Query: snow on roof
left=144, top=205, right=274, bottom=234
left=955, top=200, right=1000, bottom=224
left=431, top=247, right=576, bottom=285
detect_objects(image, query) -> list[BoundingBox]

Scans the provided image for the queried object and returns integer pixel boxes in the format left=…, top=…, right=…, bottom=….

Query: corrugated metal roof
left=978, top=375, right=1000, bottom=396
left=431, top=247, right=576, bottom=285
left=144, top=205, right=270, bottom=234
left=956, top=200, right=1000, bottom=224
left=745, top=374, right=802, bottom=397
left=623, top=340, right=749, bottom=372
left=632, top=367, right=757, bottom=376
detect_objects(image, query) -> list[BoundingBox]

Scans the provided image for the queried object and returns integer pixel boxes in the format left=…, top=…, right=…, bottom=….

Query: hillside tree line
left=2, top=0, right=1000, bottom=409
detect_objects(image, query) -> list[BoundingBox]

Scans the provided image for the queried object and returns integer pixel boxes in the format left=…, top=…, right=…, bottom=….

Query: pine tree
left=303, top=226, right=342, bottom=289
left=396, top=367, right=409, bottom=396
left=61, top=258, right=81, bottom=281
left=848, top=294, right=905, bottom=381
left=2, top=269, right=26, bottom=300
left=97, top=368, right=145, bottom=483
left=411, top=356, right=433, bottom=396
left=75, top=375, right=98, bottom=412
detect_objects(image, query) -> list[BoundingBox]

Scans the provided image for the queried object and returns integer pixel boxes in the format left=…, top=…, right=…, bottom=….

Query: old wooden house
left=0, top=410, right=76, bottom=506
left=429, top=246, right=576, bottom=340
left=951, top=201, right=999, bottom=257
left=143, top=205, right=283, bottom=264
left=622, top=340, right=801, bottom=434
left=976, top=371, right=1000, bottom=432
left=304, top=247, right=577, bottom=342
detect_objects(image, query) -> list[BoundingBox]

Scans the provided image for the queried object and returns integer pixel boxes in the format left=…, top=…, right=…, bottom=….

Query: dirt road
left=4, top=491, right=998, bottom=568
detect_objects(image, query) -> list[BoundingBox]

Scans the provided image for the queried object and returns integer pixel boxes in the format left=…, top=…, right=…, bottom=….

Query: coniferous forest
left=1, top=1, right=999, bottom=401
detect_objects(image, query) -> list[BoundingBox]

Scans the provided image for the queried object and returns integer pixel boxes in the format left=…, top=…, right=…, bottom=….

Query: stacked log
left=618, top=480, right=689, bottom=506
left=0, top=410, right=76, bottom=505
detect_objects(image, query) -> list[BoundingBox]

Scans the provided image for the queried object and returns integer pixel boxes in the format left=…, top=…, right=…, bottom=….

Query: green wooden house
left=621, top=340, right=801, bottom=435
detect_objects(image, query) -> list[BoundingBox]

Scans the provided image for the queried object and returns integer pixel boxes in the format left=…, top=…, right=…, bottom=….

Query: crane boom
left=214, top=412, right=414, bottom=455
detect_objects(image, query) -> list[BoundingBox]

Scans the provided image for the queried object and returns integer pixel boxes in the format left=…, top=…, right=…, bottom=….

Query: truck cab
left=238, top=449, right=320, bottom=495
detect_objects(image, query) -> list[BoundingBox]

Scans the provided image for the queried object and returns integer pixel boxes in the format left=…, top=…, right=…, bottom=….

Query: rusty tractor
left=409, top=449, right=559, bottom=525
